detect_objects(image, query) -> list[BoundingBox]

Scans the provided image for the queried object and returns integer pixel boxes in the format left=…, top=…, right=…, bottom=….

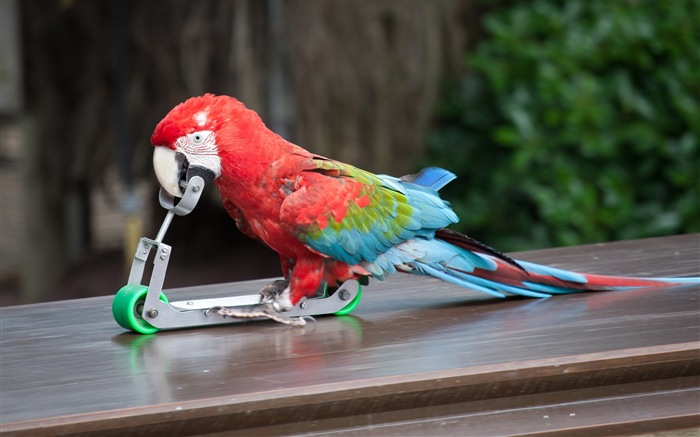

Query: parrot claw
left=217, top=303, right=307, bottom=326
left=258, top=279, right=290, bottom=303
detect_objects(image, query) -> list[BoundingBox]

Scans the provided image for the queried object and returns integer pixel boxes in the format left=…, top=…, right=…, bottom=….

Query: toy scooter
left=112, top=176, right=362, bottom=334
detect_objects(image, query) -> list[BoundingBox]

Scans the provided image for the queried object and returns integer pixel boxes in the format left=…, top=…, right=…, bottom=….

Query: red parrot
left=150, top=94, right=698, bottom=318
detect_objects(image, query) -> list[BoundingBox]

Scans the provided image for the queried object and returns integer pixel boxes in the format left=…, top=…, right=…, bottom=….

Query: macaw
left=150, top=94, right=698, bottom=321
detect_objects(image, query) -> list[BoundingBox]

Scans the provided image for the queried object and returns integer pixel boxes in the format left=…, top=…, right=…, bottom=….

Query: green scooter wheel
left=112, top=285, right=169, bottom=334
left=334, top=284, right=362, bottom=316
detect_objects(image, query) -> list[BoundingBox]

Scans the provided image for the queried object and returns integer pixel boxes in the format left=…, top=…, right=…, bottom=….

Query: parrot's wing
left=279, top=156, right=459, bottom=266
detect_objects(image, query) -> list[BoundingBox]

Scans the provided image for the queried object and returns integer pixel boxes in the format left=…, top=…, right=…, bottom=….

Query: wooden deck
left=1, top=234, right=699, bottom=436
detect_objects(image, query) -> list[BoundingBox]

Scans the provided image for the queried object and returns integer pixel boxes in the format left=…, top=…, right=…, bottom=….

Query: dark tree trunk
left=284, top=0, right=469, bottom=174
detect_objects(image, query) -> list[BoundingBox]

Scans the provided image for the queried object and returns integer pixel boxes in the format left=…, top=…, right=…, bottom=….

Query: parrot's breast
left=216, top=175, right=312, bottom=261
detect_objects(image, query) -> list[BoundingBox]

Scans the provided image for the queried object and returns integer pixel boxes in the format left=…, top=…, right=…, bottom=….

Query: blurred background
left=1, top=0, right=698, bottom=305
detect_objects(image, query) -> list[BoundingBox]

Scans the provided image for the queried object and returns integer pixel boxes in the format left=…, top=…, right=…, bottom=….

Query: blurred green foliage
left=425, top=0, right=700, bottom=250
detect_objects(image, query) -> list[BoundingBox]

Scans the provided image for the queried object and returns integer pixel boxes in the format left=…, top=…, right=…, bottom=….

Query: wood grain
left=1, top=234, right=698, bottom=436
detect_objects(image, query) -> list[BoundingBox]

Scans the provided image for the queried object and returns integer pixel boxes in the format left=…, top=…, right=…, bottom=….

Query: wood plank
left=210, top=376, right=700, bottom=437
left=1, top=234, right=698, bottom=436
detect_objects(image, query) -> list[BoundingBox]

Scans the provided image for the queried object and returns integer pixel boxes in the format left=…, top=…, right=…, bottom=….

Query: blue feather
left=520, top=282, right=581, bottom=295
left=447, top=269, right=552, bottom=298
left=518, top=261, right=589, bottom=283
left=376, top=175, right=407, bottom=194
left=413, top=262, right=507, bottom=298
left=405, top=167, right=457, bottom=191
left=383, top=248, right=403, bottom=266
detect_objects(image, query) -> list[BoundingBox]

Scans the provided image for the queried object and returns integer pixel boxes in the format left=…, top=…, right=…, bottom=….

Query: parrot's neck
left=214, top=114, right=302, bottom=212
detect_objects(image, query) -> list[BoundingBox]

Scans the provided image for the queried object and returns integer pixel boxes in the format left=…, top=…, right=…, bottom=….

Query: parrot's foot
left=217, top=303, right=308, bottom=326
left=258, top=279, right=290, bottom=303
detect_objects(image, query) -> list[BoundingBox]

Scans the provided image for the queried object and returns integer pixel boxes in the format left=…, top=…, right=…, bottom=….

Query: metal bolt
left=186, top=301, right=194, bottom=305
left=339, top=289, right=351, bottom=301
left=300, top=302, right=308, bottom=309
left=147, top=309, right=159, bottom=318
left=160, top=254, right=167, bottom=260
left=193, top=185, right=201, bottom=192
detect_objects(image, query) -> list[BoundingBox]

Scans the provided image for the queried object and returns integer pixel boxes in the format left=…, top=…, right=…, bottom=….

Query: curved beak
left=153, top=147, right=186, bottom=197
left=153, top=147, right=217, bottom=198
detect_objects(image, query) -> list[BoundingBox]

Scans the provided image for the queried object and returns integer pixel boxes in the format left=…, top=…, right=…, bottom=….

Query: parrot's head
left=150, top=93, right=247, bottom=197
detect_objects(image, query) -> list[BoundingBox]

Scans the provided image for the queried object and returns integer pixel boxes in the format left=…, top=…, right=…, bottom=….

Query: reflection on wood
left=1, top=234, right=699, bottom=436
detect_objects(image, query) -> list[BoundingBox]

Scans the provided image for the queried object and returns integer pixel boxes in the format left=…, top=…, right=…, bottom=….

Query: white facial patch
left=174, top=130, right=222, bottom=179
left=194, top=111, right=208, bottom=127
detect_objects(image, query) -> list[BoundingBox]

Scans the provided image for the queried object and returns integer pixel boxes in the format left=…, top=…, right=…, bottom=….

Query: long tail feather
left=406, top=229, right=700, bottom=298
left=368, top=168, right=698, bottom=296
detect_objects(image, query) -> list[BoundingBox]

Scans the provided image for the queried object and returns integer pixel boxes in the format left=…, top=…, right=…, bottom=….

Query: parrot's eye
left=186, top=131, right=214, bottom=149
left=188, top=131, right=211, bottom=146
